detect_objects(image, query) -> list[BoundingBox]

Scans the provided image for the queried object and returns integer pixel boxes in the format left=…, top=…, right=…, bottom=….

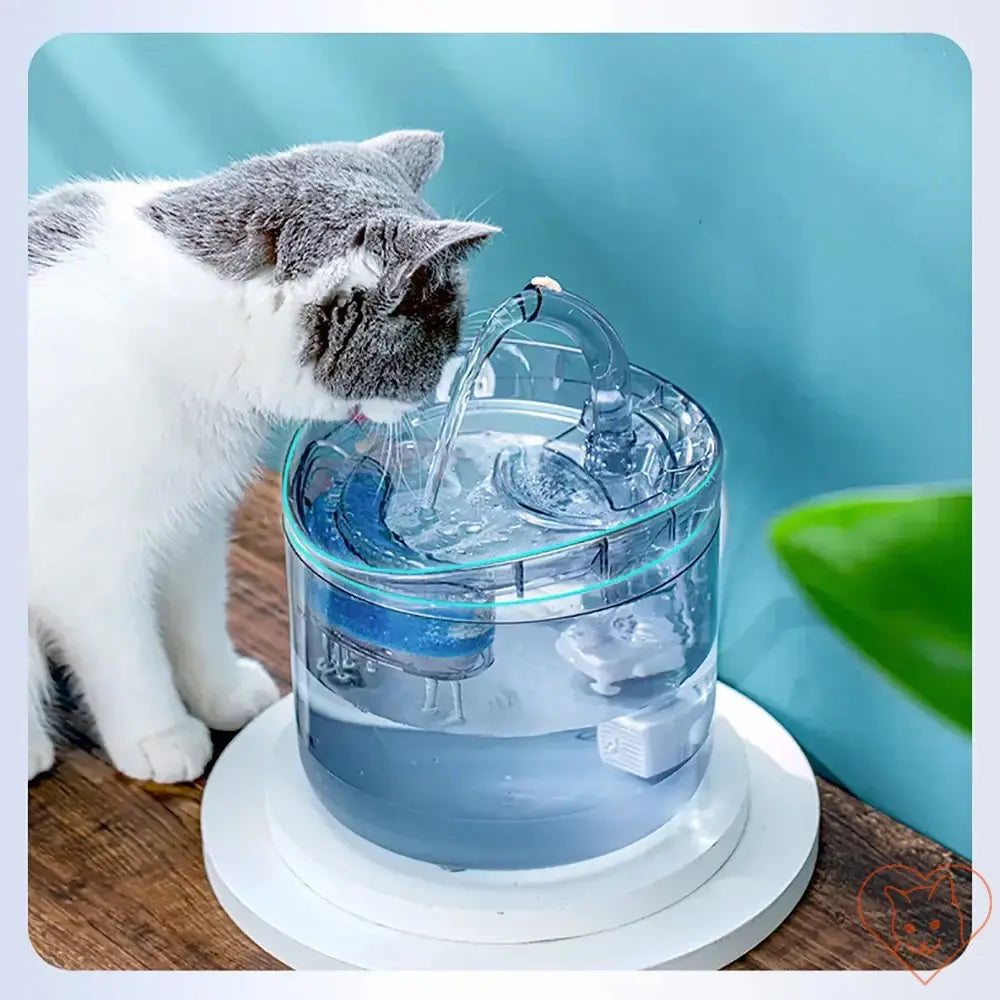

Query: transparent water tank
left=282, top=284, right=724, bottom=872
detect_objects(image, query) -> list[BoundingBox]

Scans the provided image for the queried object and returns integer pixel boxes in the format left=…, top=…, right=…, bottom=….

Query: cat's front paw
left=106, top=715, right=213, bottom=784
left=29, top=731, right=55, bottom=781
left=188, top=656, right=280, bottom=732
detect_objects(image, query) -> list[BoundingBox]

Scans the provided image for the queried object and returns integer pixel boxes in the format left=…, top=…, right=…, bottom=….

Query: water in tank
left=282, top=280, right=724, bottom=871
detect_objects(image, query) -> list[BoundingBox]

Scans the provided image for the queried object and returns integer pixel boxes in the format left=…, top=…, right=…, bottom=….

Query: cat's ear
left=397, top=218, right=501, bottom=267
left=140, top=180, right=283, bottom=280
left=358, top=216, right=500, bottom=296
left=362, top=130, right=445, bottom=191
left=927, top=874, right=958, bottom=904
left=885, top=886, right=909, bottom=907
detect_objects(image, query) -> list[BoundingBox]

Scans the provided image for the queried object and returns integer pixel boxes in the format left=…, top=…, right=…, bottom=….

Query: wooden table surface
left=28, top=472, right=971, bottom=972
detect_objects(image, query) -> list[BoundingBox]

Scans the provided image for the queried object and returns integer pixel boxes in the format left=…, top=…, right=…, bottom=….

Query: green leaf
left=770, top=486, right=971, bottom=734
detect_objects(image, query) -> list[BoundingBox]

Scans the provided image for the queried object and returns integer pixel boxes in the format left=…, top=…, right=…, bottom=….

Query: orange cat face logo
left=857, top=864, right=992, bottom=985
left=885, top=875, right=966, bottom=960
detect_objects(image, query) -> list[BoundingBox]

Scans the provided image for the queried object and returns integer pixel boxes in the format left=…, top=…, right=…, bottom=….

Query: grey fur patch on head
left=138, top=130, right=453, bottom=283
left=299, top=217, right=496, bottom=403
left=140, top=130, right=500, bottom=406
left=28, top=186, right=103, bottom=275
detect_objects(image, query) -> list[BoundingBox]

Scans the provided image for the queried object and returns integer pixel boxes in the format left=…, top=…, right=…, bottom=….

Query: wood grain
left=27, top=472, right=971, bottom=971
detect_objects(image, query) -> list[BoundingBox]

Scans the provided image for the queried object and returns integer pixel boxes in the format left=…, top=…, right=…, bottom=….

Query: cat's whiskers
left=380, top=421, right=396, bottom=482
left=461, top=190, right=500, bottom=223
left=393, top=413, right=421, bottom=498
left=368, top=421, right=391, bottom=492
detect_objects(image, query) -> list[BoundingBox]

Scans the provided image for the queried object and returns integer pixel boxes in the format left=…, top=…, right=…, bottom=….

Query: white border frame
left=7, top=4, right=995, bottom=999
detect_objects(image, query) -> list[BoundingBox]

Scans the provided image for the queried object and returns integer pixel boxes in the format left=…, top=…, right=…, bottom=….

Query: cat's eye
left=904, top=923, right=916, bottom=934
left=930, top=919, right=941, bottom=931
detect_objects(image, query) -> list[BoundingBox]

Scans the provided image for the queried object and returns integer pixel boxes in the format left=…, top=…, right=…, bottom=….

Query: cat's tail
left=28, top=613, right=55, bottom=780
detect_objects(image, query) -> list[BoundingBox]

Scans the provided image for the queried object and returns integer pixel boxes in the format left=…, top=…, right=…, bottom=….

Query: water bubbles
left=384, top=430, right=562, bottom=563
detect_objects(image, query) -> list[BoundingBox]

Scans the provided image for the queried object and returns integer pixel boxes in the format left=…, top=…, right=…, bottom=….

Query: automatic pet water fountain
left=201, top=278, right=820, bottom=969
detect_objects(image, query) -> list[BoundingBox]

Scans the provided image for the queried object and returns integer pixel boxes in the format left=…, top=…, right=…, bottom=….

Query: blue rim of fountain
left=280, top=365, right=724, bottom=591
left=285, top=504, right=719, bottom=613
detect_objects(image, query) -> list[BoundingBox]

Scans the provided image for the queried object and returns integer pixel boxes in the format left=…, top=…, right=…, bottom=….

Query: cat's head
left=140, top=131, right=499, bottom=422
left=885, top=876, right=966, bottom=958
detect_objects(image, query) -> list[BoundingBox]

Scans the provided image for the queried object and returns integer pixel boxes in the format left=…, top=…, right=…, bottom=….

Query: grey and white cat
left=28, top=130, right=498, bottom=783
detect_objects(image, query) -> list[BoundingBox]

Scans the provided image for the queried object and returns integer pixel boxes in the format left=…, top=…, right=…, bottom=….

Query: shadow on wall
left=29, top=33, right=972, bottom=855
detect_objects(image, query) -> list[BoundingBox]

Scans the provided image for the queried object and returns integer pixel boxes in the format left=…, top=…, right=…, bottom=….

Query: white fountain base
left=201, top=684, right=819, bottom=970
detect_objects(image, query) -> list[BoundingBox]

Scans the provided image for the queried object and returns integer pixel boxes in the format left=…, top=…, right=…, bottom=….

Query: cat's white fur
left=28, top=179, right=403, bottom=783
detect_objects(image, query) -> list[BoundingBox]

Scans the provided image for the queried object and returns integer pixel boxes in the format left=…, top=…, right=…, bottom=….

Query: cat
left=885, top=874, right=967, bottom=960
left=28, top=130, right=498, bottom=784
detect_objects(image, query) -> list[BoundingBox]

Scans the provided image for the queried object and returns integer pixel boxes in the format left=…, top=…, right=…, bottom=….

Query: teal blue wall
left=29, top=34, right=972, bottom=855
